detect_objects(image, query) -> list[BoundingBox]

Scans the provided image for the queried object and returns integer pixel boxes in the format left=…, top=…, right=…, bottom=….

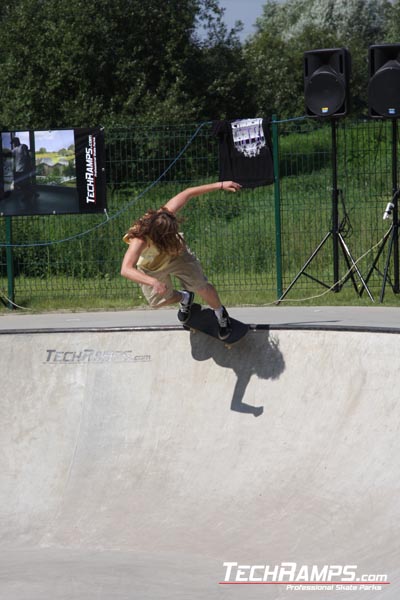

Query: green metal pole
left=272, top=114, right=283, bottom=299
left=5, top=216, right=15, bottom=310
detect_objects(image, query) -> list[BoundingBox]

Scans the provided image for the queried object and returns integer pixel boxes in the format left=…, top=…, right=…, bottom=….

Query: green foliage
left=385, top=0, right=400, bottom=42
left=279, top=123, right=332, bottom=176
left=0, top=0, right=398, bottom=127
left=0, top=0, right=248, bottom=129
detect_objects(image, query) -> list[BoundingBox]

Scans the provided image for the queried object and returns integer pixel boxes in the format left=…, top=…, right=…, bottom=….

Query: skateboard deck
left=181, top=303, right=249, bottom=347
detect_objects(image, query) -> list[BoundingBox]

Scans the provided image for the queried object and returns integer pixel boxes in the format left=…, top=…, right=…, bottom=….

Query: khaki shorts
left=138, top=247, right=208, bottom=307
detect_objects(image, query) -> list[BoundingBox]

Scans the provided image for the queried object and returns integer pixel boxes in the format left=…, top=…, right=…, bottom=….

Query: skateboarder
left=121, top=180, right=242, bottom=340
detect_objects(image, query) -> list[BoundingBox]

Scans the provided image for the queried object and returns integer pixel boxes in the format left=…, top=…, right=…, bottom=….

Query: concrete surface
left=1, top=308, right=400, bottom=599
left=1, top=304, right=400, bottom=332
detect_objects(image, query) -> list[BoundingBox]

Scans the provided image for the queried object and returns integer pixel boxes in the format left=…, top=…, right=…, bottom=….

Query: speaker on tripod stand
left=304, top=47, right=350, bottom=118
left=278, top=48, right=374, bottom=303
left=368, top=43, right=400, bottom=119
left=362, top=44, right=400, bottom=302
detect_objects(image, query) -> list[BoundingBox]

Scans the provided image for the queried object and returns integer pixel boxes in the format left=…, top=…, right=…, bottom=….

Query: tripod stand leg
left=277, top=232, right=331, bottom=303
left=361, top=226, right=392, bottom=293
left=380, top=226, right=396, bottom=303
left=338, top=234, right=374, bottom=301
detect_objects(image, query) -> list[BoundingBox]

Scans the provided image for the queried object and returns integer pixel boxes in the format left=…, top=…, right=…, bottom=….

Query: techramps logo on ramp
left=220, top=562, right=390, bottom=592
left=44, top=348, right=151, bottom=364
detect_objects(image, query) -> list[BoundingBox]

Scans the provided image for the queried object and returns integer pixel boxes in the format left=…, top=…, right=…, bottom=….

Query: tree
left=384, top=0, right=400, bottom=42
left=0, top=0, right=248, bottom=128
left=184, top=20, right=256, bottom=120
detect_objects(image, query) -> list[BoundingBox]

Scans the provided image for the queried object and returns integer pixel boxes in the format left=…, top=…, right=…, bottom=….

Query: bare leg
left=151, top=291, right=182, bottom=308
left=151, top=283, right=223, bottom=310
left=195, top=283, right=223, bottom=309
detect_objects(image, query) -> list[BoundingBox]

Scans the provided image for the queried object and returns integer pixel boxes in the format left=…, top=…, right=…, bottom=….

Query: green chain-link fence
left=0, top=118, right=399, bottom=309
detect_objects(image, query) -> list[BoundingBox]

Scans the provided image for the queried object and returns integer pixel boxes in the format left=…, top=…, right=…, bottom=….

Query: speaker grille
left=305, top=66, right=346, bottom=117
left=369, top=60, right=400, bottom=118
left=304, top=48, right=350, bottom=118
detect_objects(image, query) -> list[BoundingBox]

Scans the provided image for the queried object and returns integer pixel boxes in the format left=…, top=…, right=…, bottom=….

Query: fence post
left=5, top=216, right=15, bottom=310
left=271, top=114, right=283, bottom=299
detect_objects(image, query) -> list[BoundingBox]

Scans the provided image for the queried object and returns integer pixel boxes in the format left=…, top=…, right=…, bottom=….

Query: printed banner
left=74, top=127, right=106, bottom=213
left=0, top=127, right=106, bottom=217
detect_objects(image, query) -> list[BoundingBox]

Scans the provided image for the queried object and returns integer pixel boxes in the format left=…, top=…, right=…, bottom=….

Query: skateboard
left=181, top=303, right=249, bottom=348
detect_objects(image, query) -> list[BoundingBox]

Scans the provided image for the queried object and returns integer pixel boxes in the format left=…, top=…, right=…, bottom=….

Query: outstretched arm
left=164, top=181, right=241, bottom=214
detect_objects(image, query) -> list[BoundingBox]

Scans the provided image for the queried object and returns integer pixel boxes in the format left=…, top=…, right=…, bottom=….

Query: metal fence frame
left=1, top=117, right=399, bottom=309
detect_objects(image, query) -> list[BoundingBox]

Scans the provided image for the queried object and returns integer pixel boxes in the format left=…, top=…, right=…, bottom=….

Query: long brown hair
left=124, top=208, right=185, bottom=255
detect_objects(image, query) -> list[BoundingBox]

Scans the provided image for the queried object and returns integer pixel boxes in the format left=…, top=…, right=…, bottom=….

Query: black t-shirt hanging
left=213, top=118, right=274, bottom=188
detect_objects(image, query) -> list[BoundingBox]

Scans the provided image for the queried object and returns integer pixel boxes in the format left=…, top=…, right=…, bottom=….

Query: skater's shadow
left=188, top=329, right=285, bottom=417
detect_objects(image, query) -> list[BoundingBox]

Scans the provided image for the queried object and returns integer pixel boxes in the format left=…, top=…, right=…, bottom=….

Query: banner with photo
left=0, top=127, right=106, bottom=217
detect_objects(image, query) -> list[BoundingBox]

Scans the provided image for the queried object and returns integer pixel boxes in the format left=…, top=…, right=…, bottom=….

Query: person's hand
left=221, top=181, right=242, bottom=192
left=151, top=279, right=168, bottom=296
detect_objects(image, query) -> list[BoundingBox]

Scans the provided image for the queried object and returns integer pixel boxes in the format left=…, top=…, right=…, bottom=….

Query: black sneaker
left=217, top=306, right=232, bottom=340
left=177, top=290, right=195, bottom=322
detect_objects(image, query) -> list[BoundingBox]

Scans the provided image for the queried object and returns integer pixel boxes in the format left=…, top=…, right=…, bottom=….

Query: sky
left=219, top=0, right=266, bottom=40
left=34, top=130, right=75, bottom=153
left=2, top=130, right=75, bottom=152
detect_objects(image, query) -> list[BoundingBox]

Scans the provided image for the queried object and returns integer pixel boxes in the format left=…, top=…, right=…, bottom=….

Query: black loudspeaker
left=304, top=48, right=350, bottom=117
left=368, top=44, right=400, bottom=118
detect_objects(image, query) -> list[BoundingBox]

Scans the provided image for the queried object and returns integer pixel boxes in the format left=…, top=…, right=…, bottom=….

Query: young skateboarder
left=121, top=180, right=241, bottom=339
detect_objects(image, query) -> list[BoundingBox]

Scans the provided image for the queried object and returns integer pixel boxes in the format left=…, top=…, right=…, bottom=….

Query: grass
left=2, top=269, right=400, bottom=315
